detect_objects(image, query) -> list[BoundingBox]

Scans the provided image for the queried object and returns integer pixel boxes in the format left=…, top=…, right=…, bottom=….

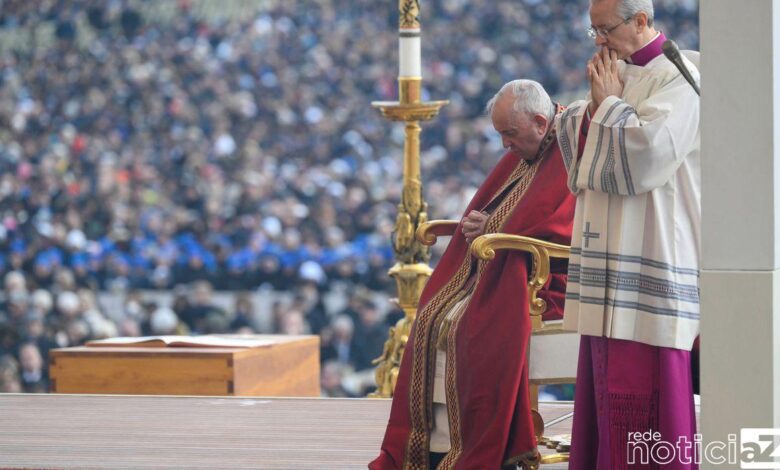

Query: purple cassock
left=567, top=32, right=700, bottom=470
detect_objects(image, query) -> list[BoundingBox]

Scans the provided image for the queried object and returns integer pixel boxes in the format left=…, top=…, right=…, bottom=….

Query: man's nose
left=595, top=36, right=607, bottom=47
left=502, top=136, right=510, bottom=148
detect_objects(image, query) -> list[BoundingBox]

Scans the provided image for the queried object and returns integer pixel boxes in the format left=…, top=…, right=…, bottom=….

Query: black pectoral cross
left=583, top=222, right=600, bottom=248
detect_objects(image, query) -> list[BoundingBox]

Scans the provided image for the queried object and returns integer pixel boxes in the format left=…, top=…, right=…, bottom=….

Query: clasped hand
left=588, top=47, right=624, bottom=115
left=461, top=210, right=488, bottom=244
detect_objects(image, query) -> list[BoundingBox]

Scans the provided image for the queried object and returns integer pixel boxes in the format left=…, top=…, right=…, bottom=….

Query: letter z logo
left=741, top=429, right=780, bottom=469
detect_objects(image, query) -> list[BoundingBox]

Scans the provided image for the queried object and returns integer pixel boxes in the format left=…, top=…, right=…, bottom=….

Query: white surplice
left=555, top=52, right=701, bottom=350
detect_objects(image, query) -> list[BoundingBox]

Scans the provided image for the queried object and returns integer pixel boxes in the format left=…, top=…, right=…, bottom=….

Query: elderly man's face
left=491, top=95, right=546, bottom=161
left=589, top=0, right=641, bottom=59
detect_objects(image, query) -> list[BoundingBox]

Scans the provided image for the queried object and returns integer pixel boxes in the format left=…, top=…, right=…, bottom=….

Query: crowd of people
left=0, top=0, right=698, bottom=396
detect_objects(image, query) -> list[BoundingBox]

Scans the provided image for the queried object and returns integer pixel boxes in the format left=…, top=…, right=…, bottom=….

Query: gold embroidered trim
left=438, top=156, right=543, bottom=470
left=403, top=257, right=474, bottom=469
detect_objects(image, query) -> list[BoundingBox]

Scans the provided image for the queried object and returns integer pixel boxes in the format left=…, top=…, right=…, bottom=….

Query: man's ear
left=635, top=12, right=648, bottom=32
left=533, top=114, right=548, bottom=135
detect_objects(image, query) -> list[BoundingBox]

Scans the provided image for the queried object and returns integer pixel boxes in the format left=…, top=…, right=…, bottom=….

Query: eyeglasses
left=587, top=17, right=633, bottom=39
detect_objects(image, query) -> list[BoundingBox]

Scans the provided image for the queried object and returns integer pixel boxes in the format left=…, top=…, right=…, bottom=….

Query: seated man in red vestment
left=369, top=80, right=576, bottom=470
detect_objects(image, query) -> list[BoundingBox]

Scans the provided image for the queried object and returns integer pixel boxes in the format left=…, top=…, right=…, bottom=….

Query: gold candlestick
left=369, top=0, right=448, bottom=398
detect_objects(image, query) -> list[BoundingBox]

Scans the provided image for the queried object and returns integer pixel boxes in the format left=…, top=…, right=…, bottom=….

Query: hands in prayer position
left=461, top=210, right=489, bottom=244
left=588, top=47, right=624, bottom=115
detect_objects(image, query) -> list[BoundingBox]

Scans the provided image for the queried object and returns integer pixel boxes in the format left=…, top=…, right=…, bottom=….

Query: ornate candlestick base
left=369, top=262, right=432, bottom=398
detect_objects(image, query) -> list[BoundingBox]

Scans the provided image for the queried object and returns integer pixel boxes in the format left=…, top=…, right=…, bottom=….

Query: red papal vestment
left=369, top=134, right=575, bottom=470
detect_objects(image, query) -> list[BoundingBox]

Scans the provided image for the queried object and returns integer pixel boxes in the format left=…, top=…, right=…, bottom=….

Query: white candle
left=398, top=0, right=421, bottom=78
left=399, top=29, right=421, bottom=77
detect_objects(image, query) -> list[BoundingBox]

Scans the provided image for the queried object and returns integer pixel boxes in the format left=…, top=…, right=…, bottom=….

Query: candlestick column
left=369, top=0, right=448, bottom=398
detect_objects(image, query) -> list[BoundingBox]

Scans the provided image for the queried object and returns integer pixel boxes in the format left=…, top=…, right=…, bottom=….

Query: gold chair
left=416, top=220, right=576, bottom=465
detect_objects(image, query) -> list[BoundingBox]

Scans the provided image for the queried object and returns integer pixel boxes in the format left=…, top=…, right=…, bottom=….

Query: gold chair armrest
left=416, top=220, right=459, bottom=245
left=471, top=234, right=570, bottom=322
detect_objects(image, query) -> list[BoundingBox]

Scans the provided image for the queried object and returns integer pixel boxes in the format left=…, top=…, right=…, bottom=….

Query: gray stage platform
left=0, top=394, right=574, bottom=469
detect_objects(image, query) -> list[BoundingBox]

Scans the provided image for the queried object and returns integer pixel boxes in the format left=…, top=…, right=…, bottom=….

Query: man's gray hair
left=485, top=79, right=554, bottom=121
left=615, top=0, right=654, bottom=26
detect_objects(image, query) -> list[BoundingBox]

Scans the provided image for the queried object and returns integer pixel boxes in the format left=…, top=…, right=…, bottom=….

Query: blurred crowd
left=0, top=0, right=698, bottom=397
